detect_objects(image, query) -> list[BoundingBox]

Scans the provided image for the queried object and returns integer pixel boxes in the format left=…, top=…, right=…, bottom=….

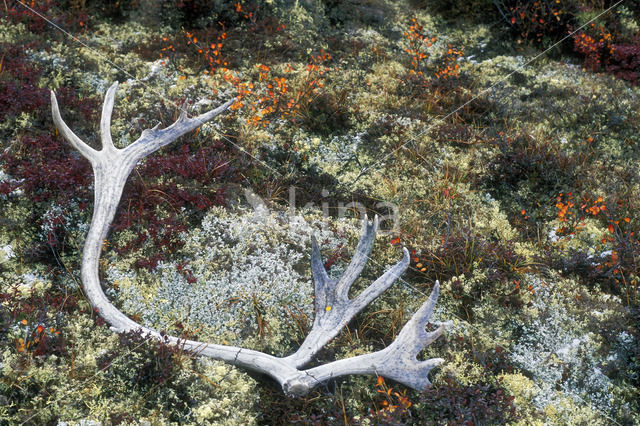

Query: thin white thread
left=355, top=0, right=625, bottom=181
left=13, top=0, right=282, bottom=177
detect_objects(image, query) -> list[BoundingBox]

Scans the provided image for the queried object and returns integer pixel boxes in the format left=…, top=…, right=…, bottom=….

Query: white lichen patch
left=12, top=272, right=51, bottom=299
left=0, top=244, right=15, bottom=263
left=112, top=206, right=358, bottom=348
left=509, top=277, right=616, bottom=416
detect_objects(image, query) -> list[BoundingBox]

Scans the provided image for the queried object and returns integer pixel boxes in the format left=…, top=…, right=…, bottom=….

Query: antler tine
left=376, top=280, right=446, bottom=388
left=310, top=235, right=331, bottom=312
left=391, top=280, right=445, bottom=351
left=335, top=215, right=378, bottom=300
left=351, top=246, right=410, bottom=312
left=51, top=90, right=98, bottom=163
left=124, top=96, right=236, bottom=162
left=100, top=82, right=118, bottom=152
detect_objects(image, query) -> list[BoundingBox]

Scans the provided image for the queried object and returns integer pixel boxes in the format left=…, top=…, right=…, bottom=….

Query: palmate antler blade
left=282, top=282, right=445, bottom=396
left=52, top=82, right=446, bottom=397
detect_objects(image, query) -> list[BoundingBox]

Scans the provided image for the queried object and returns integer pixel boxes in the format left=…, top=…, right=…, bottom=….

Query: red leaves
left=417, top=377, right=519, bottom=424
left=112, top=141, right=239, bottom=270
left=572, top=23, right=640, bottom=85
left=2, top=134, right=93, bottom=204
left=0, top=44, right=47, bottom=121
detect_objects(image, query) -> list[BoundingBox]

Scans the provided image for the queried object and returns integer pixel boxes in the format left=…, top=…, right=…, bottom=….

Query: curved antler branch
left=336, top=216, right=378, bottom=299
left=124, top=95, right=236, bottom=162
left=52, top=82, right=446, bottom=397
left=100, top=82, right=118, bottom=152
left=51, top=90, right=99, bottom=163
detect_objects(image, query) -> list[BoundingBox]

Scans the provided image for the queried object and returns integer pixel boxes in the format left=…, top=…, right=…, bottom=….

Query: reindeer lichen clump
left=50, top=82, right=446, bottom=396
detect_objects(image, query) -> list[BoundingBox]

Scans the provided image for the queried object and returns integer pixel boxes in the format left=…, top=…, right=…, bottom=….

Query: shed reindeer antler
left=51, top=82, right=446, bottom=396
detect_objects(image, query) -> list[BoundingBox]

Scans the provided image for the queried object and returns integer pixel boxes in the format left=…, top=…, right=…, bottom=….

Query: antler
left=51, top=82, right=446, bottom=396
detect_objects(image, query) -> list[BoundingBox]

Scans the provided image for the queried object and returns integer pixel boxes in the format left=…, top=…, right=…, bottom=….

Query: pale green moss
left=0, top=20, right=38, bottom=44
left=500, top=372, right=543, bottom=425
left=189, top=359, right=259, bottom=424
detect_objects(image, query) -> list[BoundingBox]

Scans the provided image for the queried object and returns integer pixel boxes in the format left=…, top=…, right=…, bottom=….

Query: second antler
left=51, top=82, right=446, bottom=396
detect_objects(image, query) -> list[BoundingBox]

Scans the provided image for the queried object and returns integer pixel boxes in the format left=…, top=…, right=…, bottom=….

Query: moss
left=500, top=373, right=544, bottom=425
left=190, top=359, right=259, bottom=424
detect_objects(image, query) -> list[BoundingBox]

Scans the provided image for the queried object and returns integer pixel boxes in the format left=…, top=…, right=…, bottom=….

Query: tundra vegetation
left=1, top=0, right=639, bottom=424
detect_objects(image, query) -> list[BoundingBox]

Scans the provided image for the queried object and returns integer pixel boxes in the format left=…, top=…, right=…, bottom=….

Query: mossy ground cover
left=1, top=0, right=639, bottom=424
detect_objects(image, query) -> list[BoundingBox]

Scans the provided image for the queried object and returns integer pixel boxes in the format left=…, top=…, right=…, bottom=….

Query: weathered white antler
left=51, top=82, right=445, bottom=396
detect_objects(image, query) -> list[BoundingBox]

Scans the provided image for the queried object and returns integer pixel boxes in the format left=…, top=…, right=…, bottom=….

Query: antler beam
left=51, top=82, right=446, bottom=396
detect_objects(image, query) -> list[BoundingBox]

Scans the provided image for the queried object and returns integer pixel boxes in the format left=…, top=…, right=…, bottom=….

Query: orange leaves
left=434, top=45, right=464, bottom=80
left=399, top=245, right=428, bottom=272
left=610, top=250, right=619, bottom=264
left=159, top=12, right=322, bottom=128
left=236, top=51, right=331, bottom=127
left=435, top=45, right=464, bottom=80
left=181, top=28, right=228, bottom=75
left=374, top=376, right=413, bottom=414
left=313, top=50, right=332, bottom=63
left=404, top=18, right=463, bottom=81
left=555, top=194, right=575, bottom=223
left=505, top=0, right=566, bottom=43
left=555, top=192, right=607, bottom=237
left=160, top=28, right=230, bottom=85
left=573, top=24, right=616, bottom=71
left=403, top=17, right=436, bottom=74
left=234, top=1, right=254, bottom=20
left=583, top=195, right=605, bottom=216
left=554, top=191, right=638, bottom=303
left=404, top=18, right=436, bottom=45
left=15, top=321, right=57, bottom=354
left=242, top=63, right=291, bottom=126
